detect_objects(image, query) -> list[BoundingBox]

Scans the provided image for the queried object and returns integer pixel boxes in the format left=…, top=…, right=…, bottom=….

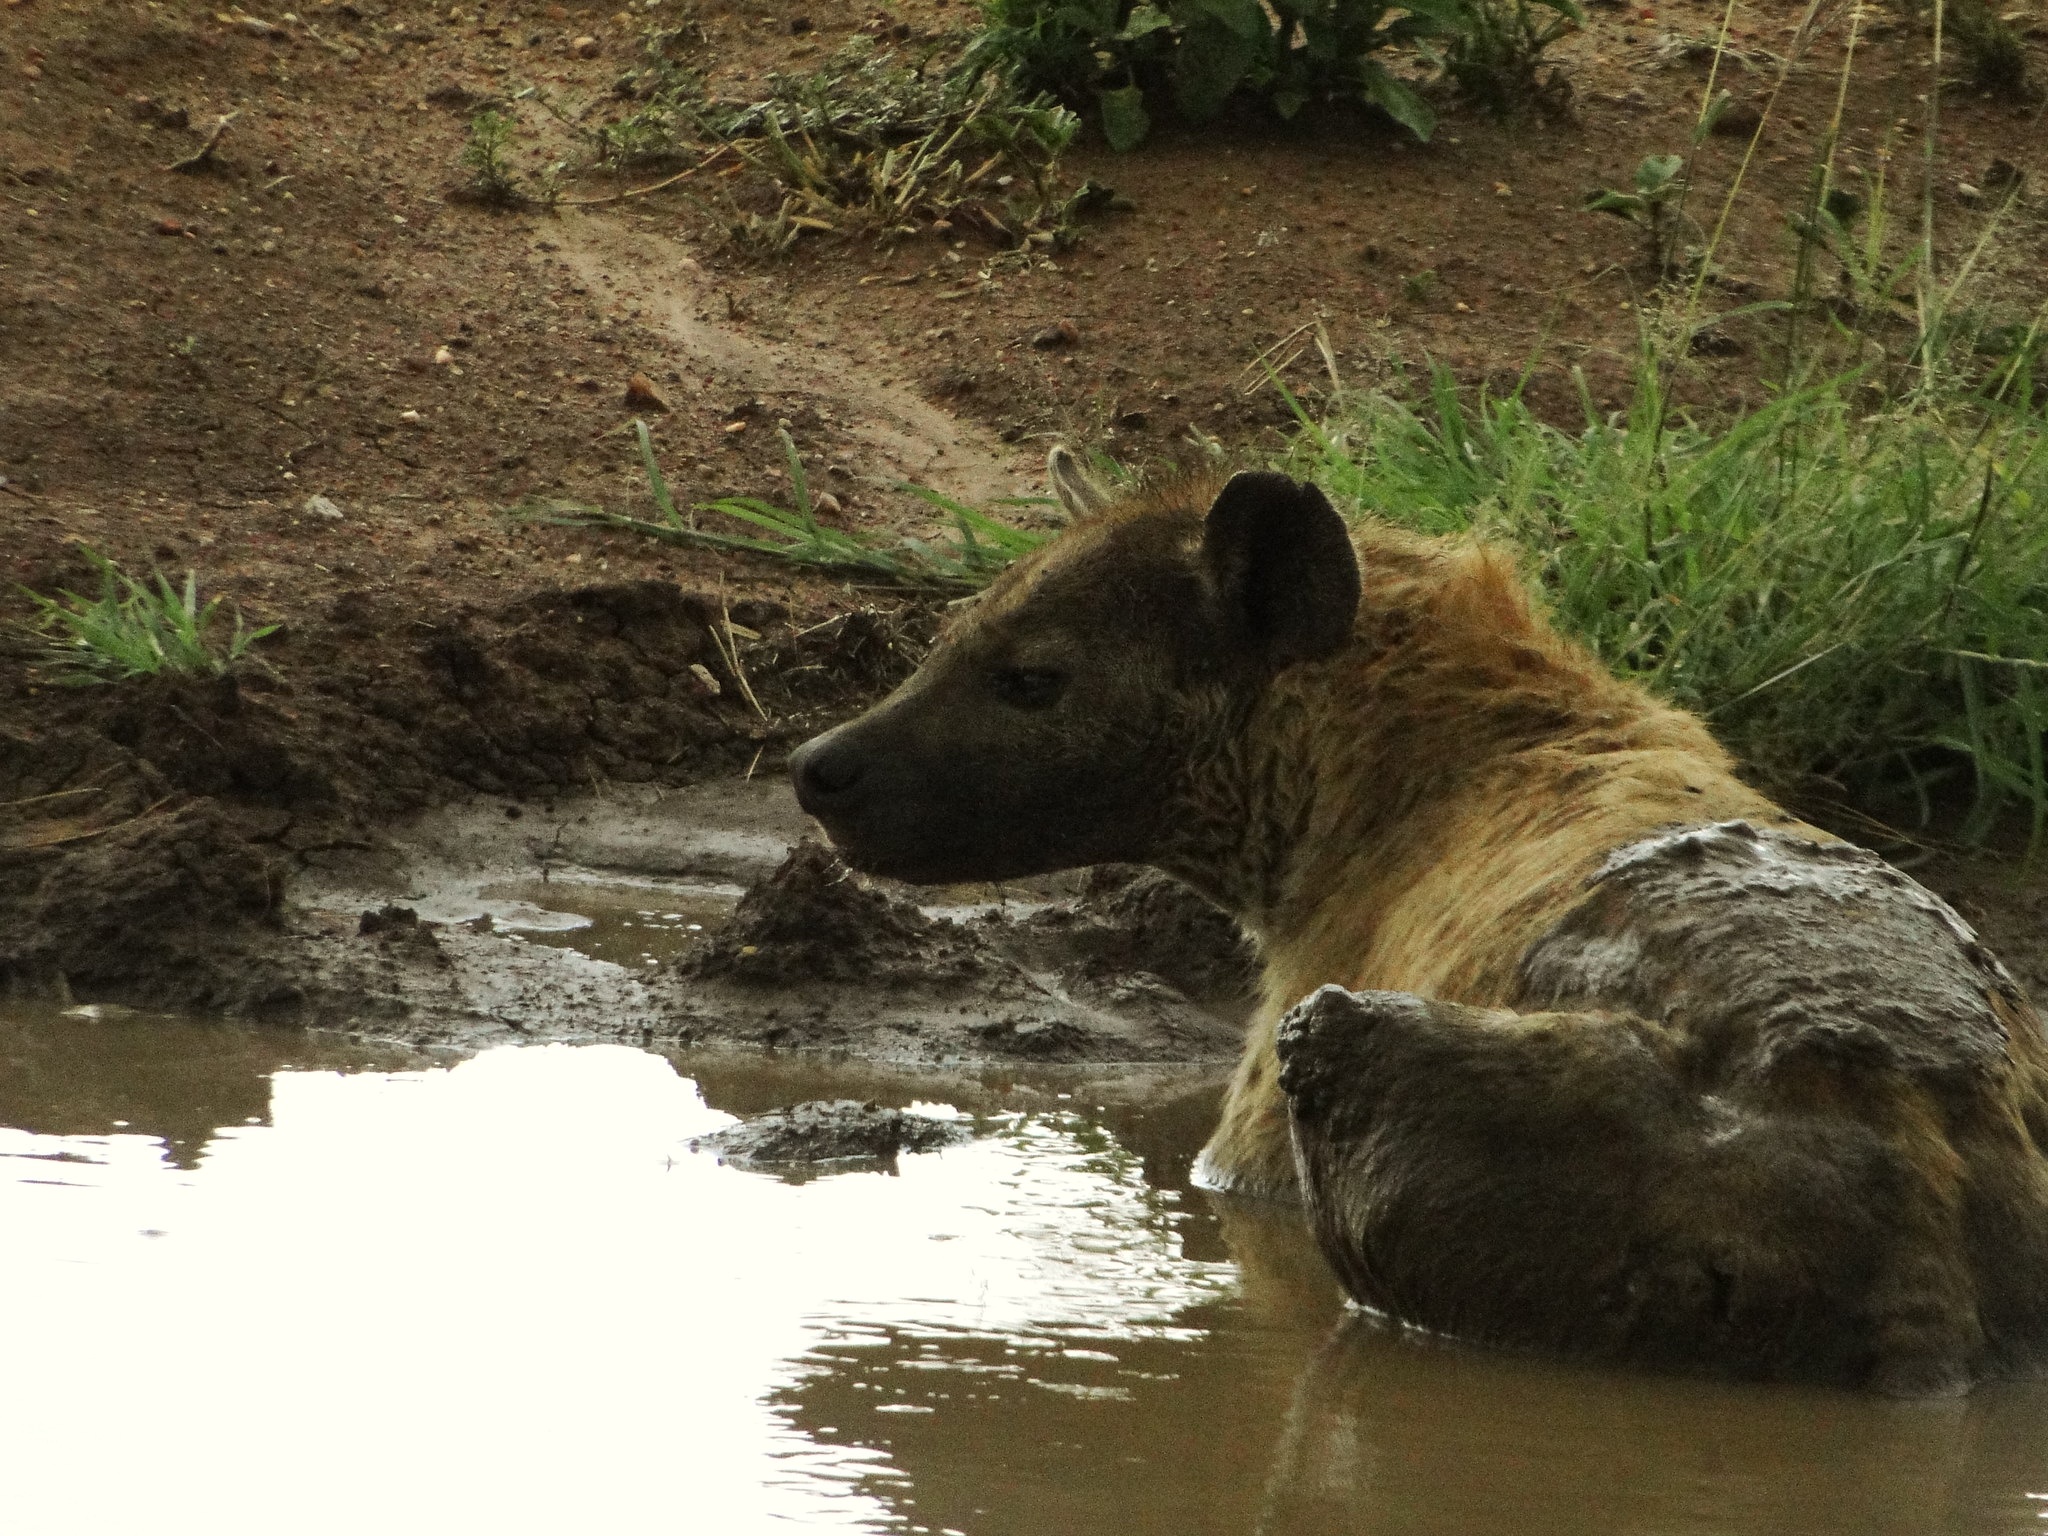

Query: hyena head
left=788, top=451, right=1361, bottom=886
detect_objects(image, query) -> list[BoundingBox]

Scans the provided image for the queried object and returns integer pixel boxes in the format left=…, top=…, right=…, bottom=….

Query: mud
left=663, top=841, right=1246, bottom=1064
left=3, top=0, right=2043, bottom=1058
left=249, top=778, right=1253, bottom=1064
left=1515, top=820, right=2026, bottom=1073
left=0, top=585, right=931, bottom=1015
left=690, top=1098, right=974, bottom=1177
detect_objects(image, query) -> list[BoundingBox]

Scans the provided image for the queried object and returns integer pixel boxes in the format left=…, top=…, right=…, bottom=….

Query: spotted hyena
left=791, top=452, right=2048, bottom=1393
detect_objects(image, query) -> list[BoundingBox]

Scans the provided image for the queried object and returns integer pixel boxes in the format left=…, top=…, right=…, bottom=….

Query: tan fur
left=1186, top=520, right=1801, bottom=1196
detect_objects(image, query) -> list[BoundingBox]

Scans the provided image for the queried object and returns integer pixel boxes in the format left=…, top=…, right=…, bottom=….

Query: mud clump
left=662, top=843, right=1248, bottom=1064
left=691, top=1099, right=973, bottom=1176
left=1028, top=867, right=1260, bottom=1009
left=680, top=840, right=996, bottom=987
left=357, top=905, right=450, bottom=968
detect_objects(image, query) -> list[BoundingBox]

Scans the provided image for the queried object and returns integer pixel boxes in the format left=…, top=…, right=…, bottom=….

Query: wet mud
left=0, top=589, right=930, bottom=1017
left=255, top=778, right=1253, bottom=1064
left=668, top=841, right=1247, bottom=1064
left=690, top=1098, right=974, bottom=1177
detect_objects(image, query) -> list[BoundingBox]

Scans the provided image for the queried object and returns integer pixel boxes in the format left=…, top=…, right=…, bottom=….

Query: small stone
left=623, top=371, right=670, bottom=411
left=304, top=493, right=344, bottom=520
left=399, top=408, right=424, bottom=424
left=571, top=33, right=599, bottom=57
left=1956, top=181, right=1985, bottom=204
left=723, top=419, right=748, bottom=434
left=1031, top=317, right=1080, bottom=349
left=689, top=662, right=722, bottom=696
left=812, top=491, right=843, bottom=518
left=1712, top=100, right=1765, bottom=138
left=155, top=217, right=185, bottom=236
left=433, top=345, right=455, bottom=366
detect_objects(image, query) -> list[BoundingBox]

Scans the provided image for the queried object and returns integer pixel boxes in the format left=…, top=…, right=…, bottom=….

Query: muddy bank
left=269, top=778, right=1254, bottom=1063
left=0, top=585, right=931, bottom=1014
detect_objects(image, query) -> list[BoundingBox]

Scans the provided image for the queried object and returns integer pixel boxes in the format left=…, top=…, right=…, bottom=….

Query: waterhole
left=6, top=1004, right=2048, bottom=1535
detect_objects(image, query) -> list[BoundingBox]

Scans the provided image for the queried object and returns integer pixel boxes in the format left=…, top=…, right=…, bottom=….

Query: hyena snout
left=788, top=728, right=868, bottom=818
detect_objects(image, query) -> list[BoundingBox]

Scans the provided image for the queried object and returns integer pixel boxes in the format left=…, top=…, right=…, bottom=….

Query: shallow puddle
left=6, top=1005, right=2048, bottom=1535
left=478, top=872, right=745, bottom=967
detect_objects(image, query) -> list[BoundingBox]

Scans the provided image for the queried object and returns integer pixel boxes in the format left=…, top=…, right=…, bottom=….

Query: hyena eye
left=990, top=666, right=1066, bottom=710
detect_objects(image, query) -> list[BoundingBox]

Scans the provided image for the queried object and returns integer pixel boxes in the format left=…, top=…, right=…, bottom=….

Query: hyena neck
left=1151, top=573, right=1760, bottom=949
left=1149, top=690, right=1319, bottom=931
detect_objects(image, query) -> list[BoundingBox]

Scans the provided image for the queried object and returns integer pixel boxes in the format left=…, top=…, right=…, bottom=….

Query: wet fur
left=792, top=467, right=2048, bottom=1391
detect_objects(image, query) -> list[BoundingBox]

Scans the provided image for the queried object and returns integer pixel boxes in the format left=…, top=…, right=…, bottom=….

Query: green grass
left=513, top=421, right=1051, bottom=590
left=1279, top=356, right=2048, bottom=846
left=21, top=548, right=276, bottom=685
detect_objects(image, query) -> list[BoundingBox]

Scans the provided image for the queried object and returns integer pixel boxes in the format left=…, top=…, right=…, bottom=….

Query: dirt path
left=547, top=216, right=1029, bottom=511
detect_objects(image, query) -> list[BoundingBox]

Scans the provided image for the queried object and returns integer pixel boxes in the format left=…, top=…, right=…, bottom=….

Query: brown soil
left=3, top=0, right=2044, bottom=1019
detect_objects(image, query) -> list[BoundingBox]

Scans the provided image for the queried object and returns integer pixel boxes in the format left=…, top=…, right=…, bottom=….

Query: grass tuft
left=1279, top=356, right=2048, bottom=847
left=20, top=548, right=276, bottom=685
left=511, top=421, right=1052, bottom=591
left=1441, top=0, right=1582, bottom=119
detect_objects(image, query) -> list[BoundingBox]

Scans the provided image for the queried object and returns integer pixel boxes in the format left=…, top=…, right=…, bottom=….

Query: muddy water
left=477, top=872, right=744, bottom=967
left=6, top=1007, right=2048, bottom=1536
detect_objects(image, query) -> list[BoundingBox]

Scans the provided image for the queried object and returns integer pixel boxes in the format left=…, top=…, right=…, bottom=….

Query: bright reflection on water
left=6, top=1006, right=2048, bottom=1536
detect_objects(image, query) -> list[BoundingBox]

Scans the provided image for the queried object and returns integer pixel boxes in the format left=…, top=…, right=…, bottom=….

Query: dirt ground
left=2, top=0, right=2045, bottom=1021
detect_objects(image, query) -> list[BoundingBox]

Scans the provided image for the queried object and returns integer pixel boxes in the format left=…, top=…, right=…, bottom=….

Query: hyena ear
left=1047, top=445, right=1113, bottom=522
left=1203, top=471, right=1361, bottom=668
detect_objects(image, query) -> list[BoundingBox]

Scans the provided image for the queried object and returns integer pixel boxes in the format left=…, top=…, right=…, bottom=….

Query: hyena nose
left=790, top=732, right=866, bottom=812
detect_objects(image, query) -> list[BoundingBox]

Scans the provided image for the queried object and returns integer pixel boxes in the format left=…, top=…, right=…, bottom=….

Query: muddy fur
left=793, top=462, right=2048, bottom=1391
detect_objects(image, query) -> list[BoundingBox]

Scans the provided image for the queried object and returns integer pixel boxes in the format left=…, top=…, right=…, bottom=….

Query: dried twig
left=2, top=796, right=178, bottom=851
left=167, top=112, right=240, bottom=175
left=557, top=143, right=733, bottom=207
left=0, top=785, right=103, bottom=811
left=712, top=592, right=768, bottom=719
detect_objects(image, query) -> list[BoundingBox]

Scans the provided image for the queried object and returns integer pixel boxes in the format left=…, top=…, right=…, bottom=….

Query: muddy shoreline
left=5, top=570, right=2042, bottom=1060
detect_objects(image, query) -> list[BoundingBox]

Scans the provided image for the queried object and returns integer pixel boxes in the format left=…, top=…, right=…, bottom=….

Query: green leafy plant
left=1440, top=0, right=1581, bottom=117
left=459, top=109, right=524, bottom=206
left=21, top=548, right=276, bottom=684
left=960, top=0, right=1468, bottom=146
left=514, top=421, right=1052, bottom=590
left=1583, top=152, right=1690, bottom=275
